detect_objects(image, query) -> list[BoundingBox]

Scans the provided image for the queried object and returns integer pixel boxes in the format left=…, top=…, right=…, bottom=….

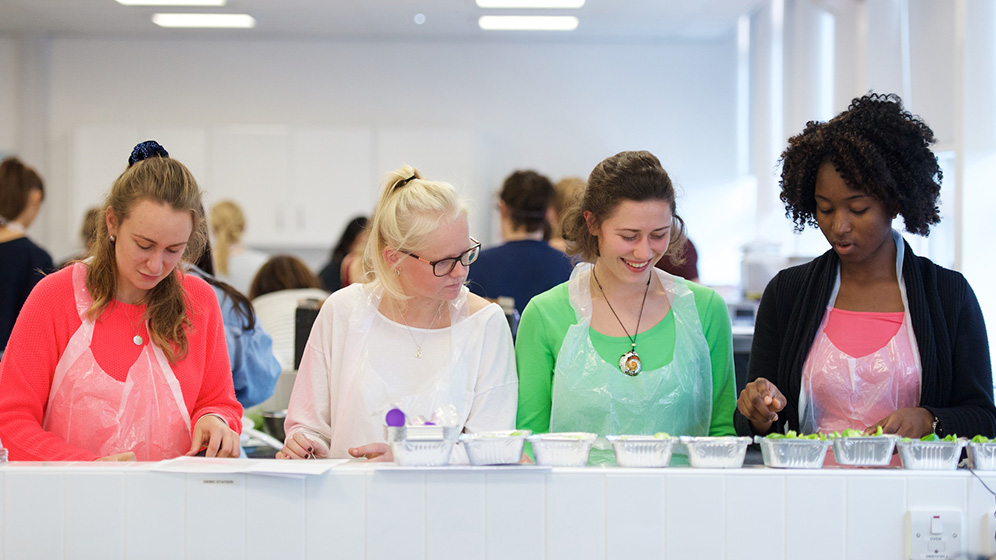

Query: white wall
left=8, top=36, right=739, bottom=274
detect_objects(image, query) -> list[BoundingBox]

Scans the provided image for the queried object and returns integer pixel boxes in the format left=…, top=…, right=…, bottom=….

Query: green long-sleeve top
left=515, top=280, right=736, bottom=438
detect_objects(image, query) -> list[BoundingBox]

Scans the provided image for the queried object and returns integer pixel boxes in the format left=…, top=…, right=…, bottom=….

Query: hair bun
left=128, top=140, right=169, bottom=167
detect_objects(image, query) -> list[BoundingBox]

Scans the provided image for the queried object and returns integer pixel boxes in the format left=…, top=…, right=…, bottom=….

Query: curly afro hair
left=778, top=92, right=942, bottom=236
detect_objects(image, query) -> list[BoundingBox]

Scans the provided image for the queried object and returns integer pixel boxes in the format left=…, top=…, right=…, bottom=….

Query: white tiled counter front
left=1, top=461, right=993, bottom=560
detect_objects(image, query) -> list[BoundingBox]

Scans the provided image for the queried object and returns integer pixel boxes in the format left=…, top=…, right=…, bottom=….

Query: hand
left=868, top=407, right=935, bottom=438
left=348, top=442, right=393, bottom=462
left=96, top=452, right=136, bottom=461
left=187, top=415, right=240, bottom=458
left=736, top=377, right=787, bottom=434
left=276, top=431, right=329, bottom=460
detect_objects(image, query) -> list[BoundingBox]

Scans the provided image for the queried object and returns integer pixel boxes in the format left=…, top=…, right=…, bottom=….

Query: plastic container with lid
left=527, top=432, right=596, bottom=467
left=897, top=438, right=966, bottom=470
left=607, top=435, right=676, bottom=468
left=459, top=430, right=530, bottom=465
left=680, top=436, right=752, bottom=468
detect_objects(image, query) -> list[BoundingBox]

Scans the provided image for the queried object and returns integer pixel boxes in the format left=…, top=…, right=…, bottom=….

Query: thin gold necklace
left=592, top=267, right=651, bottom=376
left=394, top=299, right=445, bottom=359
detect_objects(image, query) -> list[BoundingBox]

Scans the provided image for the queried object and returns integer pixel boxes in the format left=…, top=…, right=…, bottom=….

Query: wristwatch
left=931, top=415, right=940, bottom=436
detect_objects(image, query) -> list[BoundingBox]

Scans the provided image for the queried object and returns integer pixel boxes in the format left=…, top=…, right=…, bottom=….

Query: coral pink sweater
left=0, top=264, right=242, bottom=461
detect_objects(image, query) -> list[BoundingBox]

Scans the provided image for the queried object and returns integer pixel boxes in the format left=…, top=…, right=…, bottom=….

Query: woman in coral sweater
left=0, top=141, right=242, bottom=461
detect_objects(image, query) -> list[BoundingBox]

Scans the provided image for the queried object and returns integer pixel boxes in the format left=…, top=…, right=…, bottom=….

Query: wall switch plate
left=907, top=509, right=963, bottom=560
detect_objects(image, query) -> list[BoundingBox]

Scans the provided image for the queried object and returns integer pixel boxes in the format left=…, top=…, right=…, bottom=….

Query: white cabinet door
left=207, top=126, right=292, bottom=246
left=290, top=127, right=374, bottom=249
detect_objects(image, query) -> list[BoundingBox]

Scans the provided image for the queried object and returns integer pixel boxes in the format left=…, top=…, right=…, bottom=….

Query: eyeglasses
left=407, top=237, right=481, bottom=277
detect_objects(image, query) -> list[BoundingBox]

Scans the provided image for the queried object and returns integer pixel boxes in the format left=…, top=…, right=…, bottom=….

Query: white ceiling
left=0, top=0, right=766, bottom=42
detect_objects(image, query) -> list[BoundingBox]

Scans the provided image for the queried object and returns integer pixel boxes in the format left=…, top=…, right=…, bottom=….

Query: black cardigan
left=734, top=241, right=996, bottom=438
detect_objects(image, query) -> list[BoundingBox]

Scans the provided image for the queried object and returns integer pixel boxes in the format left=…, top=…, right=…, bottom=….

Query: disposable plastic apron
left=327, top=284, right=476, bottom=455
left=550, top=263, right=712, bottom=463
left=42, top=263, right=191, bottom=460
left=799, top=230, right=921, bottom=435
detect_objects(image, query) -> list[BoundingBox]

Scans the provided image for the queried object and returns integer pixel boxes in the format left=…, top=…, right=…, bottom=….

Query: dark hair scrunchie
left=128, top=140, right=169, bottom=168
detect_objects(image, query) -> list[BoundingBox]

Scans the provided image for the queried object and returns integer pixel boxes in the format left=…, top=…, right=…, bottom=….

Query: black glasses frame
left=407, top=237, right=481, bottom=277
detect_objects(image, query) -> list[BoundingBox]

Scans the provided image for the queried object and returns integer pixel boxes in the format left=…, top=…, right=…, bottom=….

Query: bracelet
left=931, top=415, right=940, bottom=435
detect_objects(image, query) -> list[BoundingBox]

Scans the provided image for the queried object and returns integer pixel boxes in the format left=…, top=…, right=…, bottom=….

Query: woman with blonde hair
left=279, top=166, right=517, bottom=462
left=0, top=141, right=242, bottom=461
left=0, top=157, right=54, bottom=355
left=210, top=200, right=268, bottom=295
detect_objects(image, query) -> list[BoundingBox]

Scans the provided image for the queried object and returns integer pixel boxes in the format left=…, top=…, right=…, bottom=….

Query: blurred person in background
left=0, top=156, right=54, bottom=357
left=318, top=216, right=369, bottom=292
left=210, top=200, right=268, bottom=296
left=466, top=170, right=574, bottom=315
left=250, top=254, right=329, bottom=371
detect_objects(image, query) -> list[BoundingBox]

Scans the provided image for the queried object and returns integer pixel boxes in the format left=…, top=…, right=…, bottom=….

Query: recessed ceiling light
left=118, top=0, right=225, bottom=5
left=476, top=0, right=584, bottom=7
left=478, top=15, right=579, bottom=31
left=152, top=13, right=255, bottom=28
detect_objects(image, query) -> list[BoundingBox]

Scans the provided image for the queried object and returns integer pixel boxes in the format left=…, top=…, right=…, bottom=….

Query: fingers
left=737, top=378, right=785, bottom=425
left=279, top=432, right=316, bottom=460
left=348, top=442, right=392, bottom=461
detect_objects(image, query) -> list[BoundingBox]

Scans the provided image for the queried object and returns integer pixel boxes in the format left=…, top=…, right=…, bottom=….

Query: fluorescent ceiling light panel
left=479, top=15, right=579, bottom=31
left=118, top=0, right=225, bottom=5
left=476, top=0, right=584, bottom=7
left=152, top=13, right=255, bottom=28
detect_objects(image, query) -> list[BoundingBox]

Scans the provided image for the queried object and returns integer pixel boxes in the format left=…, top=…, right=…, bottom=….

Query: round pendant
left=619, top=350, right=642, bottom=376
left=133, top=335, right=143, bottom=346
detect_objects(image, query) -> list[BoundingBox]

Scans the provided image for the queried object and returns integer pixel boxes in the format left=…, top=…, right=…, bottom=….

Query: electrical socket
left=907, top=509, right=963, bottom=560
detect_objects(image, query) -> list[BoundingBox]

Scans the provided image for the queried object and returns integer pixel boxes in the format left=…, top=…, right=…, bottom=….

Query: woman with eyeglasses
left=515, top=151, right=736, bottom=464
left=278, top=166, right=518, bottom=461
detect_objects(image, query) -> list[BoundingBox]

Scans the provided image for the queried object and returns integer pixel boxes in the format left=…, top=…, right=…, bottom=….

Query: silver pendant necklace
left=394, top=300, right=445, bottom=358
left=122, top=305, right=144, bottom=346
left=592, top=267, right=652, bottom=376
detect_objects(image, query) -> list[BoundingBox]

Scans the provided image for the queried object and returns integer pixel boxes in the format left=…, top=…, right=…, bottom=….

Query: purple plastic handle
left=385, top=408, right=406, bottom=427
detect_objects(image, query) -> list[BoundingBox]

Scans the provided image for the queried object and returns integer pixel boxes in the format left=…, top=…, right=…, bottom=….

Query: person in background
left=60, top=206, right=103, bottom=268
left=0, top=157, right=55, bottom=357
left=190, top=243, right=281, bottom=409
left=466, top=170, right=574, bottom=314
left=249, top=255, right=329, bottom=371
left=736, top=93, right=996, bottom=440
left=0, top=141, right=242, bottom=461
left=655, top=237, right=699, bottom=283
left=548, top=176, right=586, bottom=254
left=515, top=151, right=736, bottom=464
left=278, top=165, right=517, bottom=461
left=318, top=216, right=369, bottom=292
left=210, top=200, right=268, bottom=296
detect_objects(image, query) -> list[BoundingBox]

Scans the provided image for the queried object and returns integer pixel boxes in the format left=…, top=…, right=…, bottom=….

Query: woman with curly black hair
left=735, top=93, right=996, bottom=442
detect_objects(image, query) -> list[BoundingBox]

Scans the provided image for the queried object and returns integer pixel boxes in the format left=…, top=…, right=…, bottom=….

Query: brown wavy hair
left=86, top=156, right=208, bottom=364
left=562, top=150, right=686, bottom=263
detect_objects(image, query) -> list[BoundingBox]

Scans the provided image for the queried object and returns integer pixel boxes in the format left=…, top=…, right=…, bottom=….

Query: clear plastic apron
left=42, top=263, right=192, bottom=460
left=550, top=263, right=712, bottom=463
left=326, top=284, right=478, bottom=455
left=799, top=230, right=921, bottom=434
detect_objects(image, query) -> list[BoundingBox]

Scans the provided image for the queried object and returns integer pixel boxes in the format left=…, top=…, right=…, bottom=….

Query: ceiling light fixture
left=118, top=0, right=225, bottom=5
left=476, top=0, right=584, bottom=7
left=479, top=15, right=579, bottom=31
left=152, top=13, right=255, bottom=28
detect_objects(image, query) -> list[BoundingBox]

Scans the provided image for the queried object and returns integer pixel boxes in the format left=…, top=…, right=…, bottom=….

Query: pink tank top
left=824, top=308, right=904, bottom=358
